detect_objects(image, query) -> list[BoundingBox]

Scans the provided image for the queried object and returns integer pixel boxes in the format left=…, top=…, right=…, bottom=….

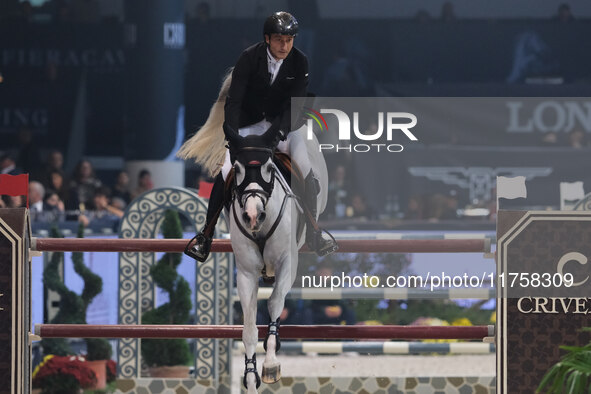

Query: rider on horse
left=186, top=11, right=338, bottom=262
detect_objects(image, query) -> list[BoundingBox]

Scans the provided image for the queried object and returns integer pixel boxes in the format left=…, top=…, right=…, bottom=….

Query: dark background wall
left=2, top=19, right=590, bottom=158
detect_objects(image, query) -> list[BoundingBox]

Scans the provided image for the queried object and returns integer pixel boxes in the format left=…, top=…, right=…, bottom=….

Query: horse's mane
left=176, top=68, right=233, bottom=177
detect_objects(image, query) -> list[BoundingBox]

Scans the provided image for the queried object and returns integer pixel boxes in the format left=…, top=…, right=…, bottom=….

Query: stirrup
left=312, top=229, right=339, bottom=257
left=243, top=354, right=261, bottom=389
left=263, top=318, right=281, bottom=352
left=183, top=232, right=212, bottom=262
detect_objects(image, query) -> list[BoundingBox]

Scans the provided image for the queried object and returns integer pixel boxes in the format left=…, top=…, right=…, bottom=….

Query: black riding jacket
left=223, top=41, right=309, bottom=141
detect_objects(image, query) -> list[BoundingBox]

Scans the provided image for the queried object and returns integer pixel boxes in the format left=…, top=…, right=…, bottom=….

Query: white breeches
left=221, top=120, right=312, bottom=180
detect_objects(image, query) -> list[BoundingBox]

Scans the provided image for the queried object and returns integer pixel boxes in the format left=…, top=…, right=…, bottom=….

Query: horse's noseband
left=240, top=188, right=270, bottom=209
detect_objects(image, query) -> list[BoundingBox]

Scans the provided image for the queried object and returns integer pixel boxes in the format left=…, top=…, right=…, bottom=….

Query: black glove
left=267, top=130, right=285, bottom=149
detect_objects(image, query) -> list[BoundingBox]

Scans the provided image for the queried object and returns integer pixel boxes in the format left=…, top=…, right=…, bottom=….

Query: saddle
left=273, top=152, right=305, bottom=196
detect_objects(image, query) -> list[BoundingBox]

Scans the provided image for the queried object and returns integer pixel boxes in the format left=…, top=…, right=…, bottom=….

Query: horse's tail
left=176, top=69, right=233, bottom=177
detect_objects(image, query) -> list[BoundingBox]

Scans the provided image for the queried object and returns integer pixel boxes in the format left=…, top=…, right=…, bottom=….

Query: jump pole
left=31, top=237, right=491, bottom=254
left=35, top=324, right=494, bottom=340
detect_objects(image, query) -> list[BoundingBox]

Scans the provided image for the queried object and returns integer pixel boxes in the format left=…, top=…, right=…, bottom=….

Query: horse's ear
left=224, top=124, right=242, bottom=146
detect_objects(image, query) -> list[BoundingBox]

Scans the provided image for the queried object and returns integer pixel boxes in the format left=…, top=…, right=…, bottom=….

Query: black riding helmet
left=263, top=11, right=299, bottom=37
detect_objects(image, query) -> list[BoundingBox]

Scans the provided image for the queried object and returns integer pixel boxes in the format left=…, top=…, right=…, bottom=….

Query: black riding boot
left=184, top=173, right=225, bottom=262
left=304, top=171, right=338, bottom=256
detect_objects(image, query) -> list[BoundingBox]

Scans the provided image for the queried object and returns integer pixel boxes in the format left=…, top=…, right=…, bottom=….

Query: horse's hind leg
left=262, top=257, right=293, bottom=384
left=237, top=269, right=261, bottom=393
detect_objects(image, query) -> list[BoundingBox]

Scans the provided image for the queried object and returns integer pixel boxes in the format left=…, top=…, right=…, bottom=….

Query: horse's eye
left=235, top=166, right=240, bottom=174
left=266, top=165, right=272, bottom=173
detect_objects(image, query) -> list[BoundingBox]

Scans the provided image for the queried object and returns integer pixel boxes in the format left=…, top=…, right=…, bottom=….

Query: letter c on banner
left=517, top=297, right=533, bottom=313
left=557, top=252, right=589, bottom=287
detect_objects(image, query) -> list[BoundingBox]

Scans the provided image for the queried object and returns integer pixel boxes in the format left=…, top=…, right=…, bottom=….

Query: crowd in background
left=1, top=128, right=586, bottom=229
left=0, top=131, right=154, bottom=231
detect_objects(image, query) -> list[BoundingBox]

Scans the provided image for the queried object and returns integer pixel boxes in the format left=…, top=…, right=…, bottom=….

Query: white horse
left=178, top=72, right=328, bottom=393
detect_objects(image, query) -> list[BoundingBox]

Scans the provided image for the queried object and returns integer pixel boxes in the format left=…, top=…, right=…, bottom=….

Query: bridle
left=231, top=147, right=300, bottom=255
left=233, top=147, right=275, bottom=208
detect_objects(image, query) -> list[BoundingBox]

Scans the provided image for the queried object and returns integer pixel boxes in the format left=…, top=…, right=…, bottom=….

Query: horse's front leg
left=237, top=269, right=261, bottom=393
left=262, top=253, right=295, bottom=384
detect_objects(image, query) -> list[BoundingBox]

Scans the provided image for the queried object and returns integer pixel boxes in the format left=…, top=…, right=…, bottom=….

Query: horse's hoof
left=262, top=275, right=275, bottom=284
left=262, top=363, right=281, bottom=384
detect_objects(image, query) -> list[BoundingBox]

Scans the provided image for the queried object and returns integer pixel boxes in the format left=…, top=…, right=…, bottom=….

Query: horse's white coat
left=177, top=71, right=328, bottom=393
left=229, top=136, right=327, bottom=393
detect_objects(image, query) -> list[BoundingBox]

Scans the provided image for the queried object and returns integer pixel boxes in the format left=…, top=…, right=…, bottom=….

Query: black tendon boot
left=263, top=317, right=281, bottom=352
left=243, top=354, right=261, bottom=389
left=304, top=171, right=338, bottom=256
left=184, top=174, right=225, bottom=262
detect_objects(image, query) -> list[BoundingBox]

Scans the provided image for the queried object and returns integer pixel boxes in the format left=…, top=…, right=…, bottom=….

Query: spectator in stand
left=78, top=187, right=123, bottom=231
left=41, top=150, right=65, bottom=184
left=43, top=190, right=66, bottom=223
left=67, top=160, right=102, bottom=211
left=47, top=169, right=69, bottom=207
left=131, top=169, right=154, bottom=200
left=29, top=181, right=52, bottom=222
left=111, top=170, right=132, bottom=205
left=1, top=152, right=21, bottom=175
left=349, top=192, right=376, bottom=220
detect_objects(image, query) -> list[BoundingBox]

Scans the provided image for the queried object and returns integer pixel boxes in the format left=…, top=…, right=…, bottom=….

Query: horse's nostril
left=242, top=212, right=250, bottom=223
left=258, top=212, right=266, bottom=222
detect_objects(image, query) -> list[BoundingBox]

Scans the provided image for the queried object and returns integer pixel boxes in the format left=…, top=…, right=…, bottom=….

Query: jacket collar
left=257, top=42, right=293, bottom=85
